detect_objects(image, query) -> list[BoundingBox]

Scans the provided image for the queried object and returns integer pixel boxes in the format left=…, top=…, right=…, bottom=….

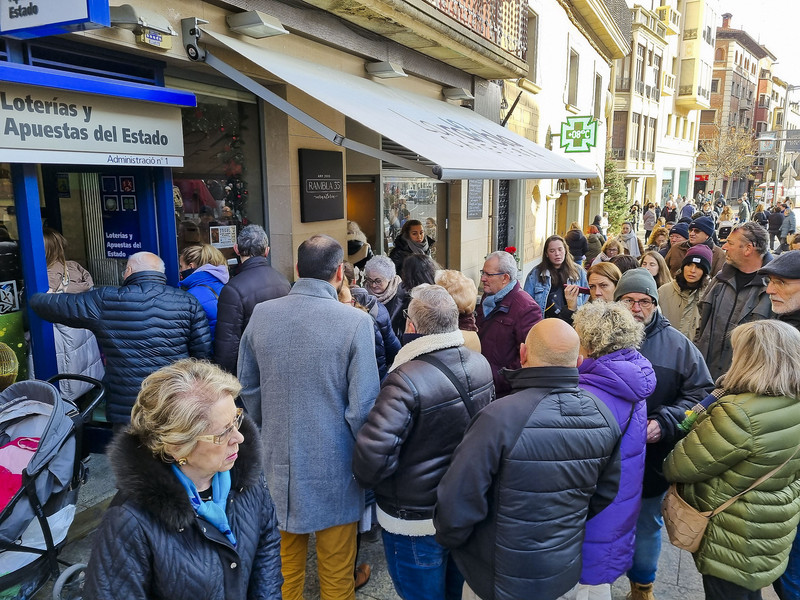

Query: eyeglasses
left=480, top=270, right=506, bottom=277
left=619, top=298, right=654, bottom=309
left=196, top=408, right=243, bottom=445
left=403, top=309, right=413, bottom=322
left=364, top=277, right=385, bottom=287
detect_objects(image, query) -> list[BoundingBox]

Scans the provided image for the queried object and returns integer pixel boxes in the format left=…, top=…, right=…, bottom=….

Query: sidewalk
left=35, top=451, right=781, bottom=600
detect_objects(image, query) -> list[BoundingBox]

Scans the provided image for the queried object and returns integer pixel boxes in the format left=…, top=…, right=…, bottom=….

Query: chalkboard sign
left=299, top=149, right=344, bottom=222
left=467, top=180, right=484, bottom=220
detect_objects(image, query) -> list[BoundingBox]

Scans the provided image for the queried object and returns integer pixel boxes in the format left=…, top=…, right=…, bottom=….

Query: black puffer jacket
left=351, top=287, right=401, bottom=380
left=388, top=235, right=435, bottom=275
left=565, top=229, right=589, bottom=262
left=353, top=338, right=494, bottom=519
left=639, top=312, right=713, bottom=497
left=30, top=271, right=211, bottom=423
left=83, top=418, right=282, bottom=600
left=434, top=367, right=621, bottom=600
left=214, top=257, right=290, bottom=373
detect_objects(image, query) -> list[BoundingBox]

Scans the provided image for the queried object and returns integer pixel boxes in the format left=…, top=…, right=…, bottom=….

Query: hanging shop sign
left=559, top=116, right=598, bottom=154
left=0, top=0, right=109, bottom=38
left=0, top=82, right=184, bottom=166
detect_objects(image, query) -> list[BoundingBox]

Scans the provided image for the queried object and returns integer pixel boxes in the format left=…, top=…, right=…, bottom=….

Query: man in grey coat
left=238, top=234, right=380, bottom=600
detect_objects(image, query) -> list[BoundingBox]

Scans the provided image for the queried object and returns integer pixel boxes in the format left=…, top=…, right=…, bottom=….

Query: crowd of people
left=26, top=194, right=800, bottom=600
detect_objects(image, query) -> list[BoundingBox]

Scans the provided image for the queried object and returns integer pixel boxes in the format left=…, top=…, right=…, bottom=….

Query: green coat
left=663, top=392, right=800, bottom=590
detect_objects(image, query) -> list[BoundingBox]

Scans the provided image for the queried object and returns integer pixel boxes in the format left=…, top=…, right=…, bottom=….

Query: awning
left=197, top=29, right=597, bottom=181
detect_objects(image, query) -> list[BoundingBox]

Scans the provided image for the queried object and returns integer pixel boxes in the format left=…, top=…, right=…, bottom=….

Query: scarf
left=459, top=312, right=478, bottom=332
left=172, top=465, right=237, bottom=547
left=482, top=280, right=516, bottom=317
left=374, top=275, right=402, bottom=304
left=405, top=235, right=429, bottom=255
left=618, top=232, right=641, bottom=258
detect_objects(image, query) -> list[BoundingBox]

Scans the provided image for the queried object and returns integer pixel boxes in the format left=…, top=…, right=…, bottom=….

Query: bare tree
left=697, top=119, right=758, bottom=192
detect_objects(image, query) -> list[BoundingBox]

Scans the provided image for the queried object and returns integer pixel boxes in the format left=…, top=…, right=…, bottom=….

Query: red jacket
left=475, top=282, right=542, bottom=396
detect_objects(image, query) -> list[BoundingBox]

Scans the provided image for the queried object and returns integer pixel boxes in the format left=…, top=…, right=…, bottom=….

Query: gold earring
left=177, top=458, right=188, bottom=466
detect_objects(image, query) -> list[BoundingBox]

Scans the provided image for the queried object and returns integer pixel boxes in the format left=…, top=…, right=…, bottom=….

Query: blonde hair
left=130, top=359, right=242, bottom=462
left=180, top=244, right=226, bottom=268
left=586, top=262, right=622, bottom=287
left=568, top=221, right=581, bottom=231
left=647, top=226, right=669, bottom=247
left=435, top=269, right=478, bottom=314
left=639, top=251, right=673, bottom=287
left=601, top=237, right=625, bottom=256
left=722, top=321, right=800, bottom=398
left=43, top=228, right=67, bottom=268
left=720, top=205, right=734, bottom=221
left=573, top=301, right=644, bottom=358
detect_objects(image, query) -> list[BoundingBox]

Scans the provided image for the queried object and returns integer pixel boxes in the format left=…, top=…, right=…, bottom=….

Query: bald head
left=126, top=252, right=165, bottom=275
left=521, top=319, right=580, bottom=368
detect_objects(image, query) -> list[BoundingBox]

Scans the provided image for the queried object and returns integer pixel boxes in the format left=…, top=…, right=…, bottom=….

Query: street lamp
left=773, top=85, right=800, bottom=204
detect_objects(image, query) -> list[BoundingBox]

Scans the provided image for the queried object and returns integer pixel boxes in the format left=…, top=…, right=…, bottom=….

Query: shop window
left=0, top=165, right=26, bottom=383
left=382, top=175, right=446, bottom=263
left=173, top=94, right=263, bottom=263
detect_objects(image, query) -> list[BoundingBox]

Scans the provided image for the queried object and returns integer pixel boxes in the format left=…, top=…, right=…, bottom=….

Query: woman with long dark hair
left=523, top=235, right=588, bottom=321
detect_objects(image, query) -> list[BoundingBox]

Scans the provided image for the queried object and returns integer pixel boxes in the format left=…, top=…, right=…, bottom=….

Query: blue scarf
left=482, top=280, right=516, bottom=317
left=172, top=465, right=237, bottom=547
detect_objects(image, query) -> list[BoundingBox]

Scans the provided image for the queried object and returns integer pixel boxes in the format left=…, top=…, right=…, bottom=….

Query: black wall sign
left=467, top=180, right=484, bottom=220
left=299, top=149, right=344, bottom=222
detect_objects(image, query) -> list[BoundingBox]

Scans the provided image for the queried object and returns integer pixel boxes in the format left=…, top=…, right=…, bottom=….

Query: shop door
left=347, top=181, right=378, bottom=249
left=41, top=166, right=157, bottom=287
left=382, top=176, right=447, bottom=266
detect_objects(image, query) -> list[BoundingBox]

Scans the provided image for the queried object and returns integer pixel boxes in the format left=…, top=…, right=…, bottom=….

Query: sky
left=717, top=0, right=800, bottom=86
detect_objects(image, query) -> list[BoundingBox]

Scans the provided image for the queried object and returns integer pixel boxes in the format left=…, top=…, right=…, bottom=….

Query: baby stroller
left=0, top=375, right=104, bottom=600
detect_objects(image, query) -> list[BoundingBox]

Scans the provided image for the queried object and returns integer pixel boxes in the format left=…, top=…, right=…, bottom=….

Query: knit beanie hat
left=614, top=268, right=659, bottom=304
left=689, top=216, right=715, bottom=238
left=670, top=222, right=690, bottom=240
left=682, top=244, right=712, bottom=274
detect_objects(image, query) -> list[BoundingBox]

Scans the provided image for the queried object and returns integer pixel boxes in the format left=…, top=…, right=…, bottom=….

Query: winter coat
left=657, top=280, right=704, bottom=340
left=30, top=271, right=212, bottom=423
left=353, top=331, right=493, bottom=531
left=214, top=256, right=291, bottom=374
left=475, top=282, right=542, bottom=397
left=47, top=260, right=104, bottom=402
left=347, top=233, right=374, bottom=273
left=638, top=312, right=713, bottom=497
left=564, top=230, right=589, bottom=262
left=695, top=259, right=773, bottom=381
left=642, top=209, right=657, bottom=231
left=662, top=206, right=677, bottom=223
left=388, top=234, right=434, bottom=275
left=237, top=278, right=380, bottom=533
left=351, top=287, right=401, bottom=380
left=665, top=239, right=726, bottom=278
left=434, top=366, right=621, bottom=600
left=753, top=210, right=769, bottom=229
left=680, top=203, right=696, bottom=220
left=523, top=265, right=589, bottom=314
left=585, top=234, right=604, bottom=265
left=739, top=200, right=751, bottom=222
left=579, top=348, right=655, bottom=585
left=664, top=392, right=800, bottom=591
left=769, top=210, right=785, bottom=234
left=83, top=417, right=283, bottom=600
left=181, top=264, right=229, bottom=343
left=781, top=210, right=797, bottom=238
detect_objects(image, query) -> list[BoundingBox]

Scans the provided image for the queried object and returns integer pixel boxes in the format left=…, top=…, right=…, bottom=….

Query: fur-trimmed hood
left=389, top=330, right=464, bottom=371
left=109, top=416, right=263, bottom=531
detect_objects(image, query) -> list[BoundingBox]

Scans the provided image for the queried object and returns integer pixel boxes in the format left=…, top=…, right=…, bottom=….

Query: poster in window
left=298, top=149, right=344, bottom=223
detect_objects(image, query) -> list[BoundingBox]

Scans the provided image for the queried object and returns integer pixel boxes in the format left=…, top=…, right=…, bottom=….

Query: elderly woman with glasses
left=364, top=255, right=409, bottom=337
left=84, top=359, right=282, bottom=600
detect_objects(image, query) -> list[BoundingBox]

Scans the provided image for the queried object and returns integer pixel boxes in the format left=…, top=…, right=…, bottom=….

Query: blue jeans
left=628, top=492, right=666, bottom=584
left=382, top=531, right=463, bottom=600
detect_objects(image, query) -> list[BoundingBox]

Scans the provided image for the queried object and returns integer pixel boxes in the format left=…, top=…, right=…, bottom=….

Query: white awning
left=198, top=29, right=597, bottom=181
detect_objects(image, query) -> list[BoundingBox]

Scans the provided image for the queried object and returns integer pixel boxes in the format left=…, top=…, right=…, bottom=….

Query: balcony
left=611, top=148, right=626, bottom=160
left=635, top=80, right=645, bottom=95
left=632, top=6, right=667, bottom=40
left=677, top=83, right=711, bottom=110
left=759, top=98, right=771, bottom=109
left=616, top=77, right=631, bottom=92
left=662, top=72, right=676, bottom=96
left=646, top=152, right=655, bottom=162
left=655, top=5, right=681, bottom=35
left=629, top=149, right=641, bottom=160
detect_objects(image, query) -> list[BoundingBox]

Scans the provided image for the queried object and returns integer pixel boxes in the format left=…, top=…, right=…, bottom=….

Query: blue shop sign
left=0, top=0, right=110, bottom=39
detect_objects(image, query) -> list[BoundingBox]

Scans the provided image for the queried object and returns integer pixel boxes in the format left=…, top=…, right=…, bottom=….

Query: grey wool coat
left=238, top=278, right=380, bottom=534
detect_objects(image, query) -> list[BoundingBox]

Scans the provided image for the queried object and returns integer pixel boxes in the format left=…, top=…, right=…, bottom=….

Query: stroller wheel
left=52, top=563, right=86, bottom=600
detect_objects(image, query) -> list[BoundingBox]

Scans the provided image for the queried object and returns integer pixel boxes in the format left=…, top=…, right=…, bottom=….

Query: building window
left=700, top=110, right=716, bottom=124
left=715, top=48, right=725, bottom=61
left=631, top=113, right=641, bottom=151
left=526, top=10, right=538, bottom=83
left=612, top=111, right=627, bottom=157
left=635, top=44, right=645, bottom=94
left=567, top=49, right=579, bottom=106
left=711, top=79, right=719, bottom=93
left=593, top=74, right=603, bottom=119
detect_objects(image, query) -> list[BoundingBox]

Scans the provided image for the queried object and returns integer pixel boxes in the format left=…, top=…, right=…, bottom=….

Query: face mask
left=180, top=267, right=195, bottom=281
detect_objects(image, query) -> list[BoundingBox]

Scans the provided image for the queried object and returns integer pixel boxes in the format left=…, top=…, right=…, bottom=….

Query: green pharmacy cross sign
left=560, top=116, right=598, bottom=153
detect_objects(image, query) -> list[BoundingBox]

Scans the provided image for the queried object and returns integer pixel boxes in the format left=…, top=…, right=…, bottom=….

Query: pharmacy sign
left=560, top=116, right=598, bottom=153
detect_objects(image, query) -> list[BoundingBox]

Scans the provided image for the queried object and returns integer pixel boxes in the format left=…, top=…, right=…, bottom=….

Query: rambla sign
left=559, top=116, right=598, bottom=154
left=0, top=82, right=185, bottom=166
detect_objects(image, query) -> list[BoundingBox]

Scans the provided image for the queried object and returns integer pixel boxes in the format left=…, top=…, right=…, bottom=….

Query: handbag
left=663, top=443, right=800, bottom=553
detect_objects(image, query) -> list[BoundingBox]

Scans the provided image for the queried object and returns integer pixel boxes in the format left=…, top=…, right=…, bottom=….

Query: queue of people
left=27, top=206, right=800, bottom=600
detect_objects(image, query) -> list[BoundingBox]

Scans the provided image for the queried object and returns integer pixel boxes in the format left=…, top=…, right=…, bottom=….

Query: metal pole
left=774, top=90, right=789, bottom=206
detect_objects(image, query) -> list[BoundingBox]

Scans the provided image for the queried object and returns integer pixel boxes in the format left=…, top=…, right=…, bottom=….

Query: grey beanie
left=613, top=268, right=659, bottom=304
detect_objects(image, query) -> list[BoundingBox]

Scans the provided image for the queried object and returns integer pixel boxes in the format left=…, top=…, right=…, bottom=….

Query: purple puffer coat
left=578, top=347, right=655, bottom=585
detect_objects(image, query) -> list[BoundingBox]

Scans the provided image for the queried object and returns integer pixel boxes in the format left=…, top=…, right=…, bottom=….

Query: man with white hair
left=31, top=251, right=211, bottom=426
left=353, top=284, right=493, bottom=599
left=476, top=250, right=541, bottom=397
